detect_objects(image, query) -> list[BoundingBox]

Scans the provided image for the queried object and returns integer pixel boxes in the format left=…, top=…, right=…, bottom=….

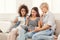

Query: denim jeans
left=17, top=27, right=26, bottom=40
left=25, top=31, right=36, bottom=39
left=32, top=29, right=53, bottom=40
left=17, top=27, right=54, bottom=40
left=25, top=29, right=53, bottom=40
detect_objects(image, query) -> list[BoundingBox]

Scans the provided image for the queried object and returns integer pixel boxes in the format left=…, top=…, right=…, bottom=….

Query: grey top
left=27, top=17, right=40, bottom=30
left=21, top=17, right=40, bottom=31
left=42, top=11, right=56, bottom=31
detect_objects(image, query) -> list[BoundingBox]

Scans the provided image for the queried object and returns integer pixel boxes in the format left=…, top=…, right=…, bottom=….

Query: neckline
left=29, top=17, right=38, bottom=21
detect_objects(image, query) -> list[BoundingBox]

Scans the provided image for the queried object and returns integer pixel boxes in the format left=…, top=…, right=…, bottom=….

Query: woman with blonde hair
left=32, top=2, right=56, bottom=40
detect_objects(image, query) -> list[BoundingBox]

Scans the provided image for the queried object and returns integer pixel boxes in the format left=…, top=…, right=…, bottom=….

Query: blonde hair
left=40, top=2, right=49, bottom=10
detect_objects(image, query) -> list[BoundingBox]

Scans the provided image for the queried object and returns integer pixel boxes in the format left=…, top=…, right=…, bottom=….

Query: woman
left=32, top=3, right=56, bottom=40
left=24, top=7, right=40, bottom=40
left=7, top=4, right=28, bottom=40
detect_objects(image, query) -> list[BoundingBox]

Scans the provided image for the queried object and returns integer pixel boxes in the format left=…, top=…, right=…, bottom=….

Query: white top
left=42, top=11, right=56, bottom=31
left=18, top=17, right=26, bottom=25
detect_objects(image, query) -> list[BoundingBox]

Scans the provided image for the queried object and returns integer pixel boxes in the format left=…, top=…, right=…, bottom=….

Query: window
left=0, top=0, right=17, bottom=14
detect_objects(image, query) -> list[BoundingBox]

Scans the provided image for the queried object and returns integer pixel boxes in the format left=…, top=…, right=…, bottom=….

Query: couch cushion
left=0, top=33, right=7, bottom=40
left=0, top=21, right=11, bottom=33
left=55, top=20, right=60, bottom=36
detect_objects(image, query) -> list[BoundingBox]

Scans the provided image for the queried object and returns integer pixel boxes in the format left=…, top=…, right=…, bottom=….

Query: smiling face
left=21, top=8, right=26, bottom=17
left=30, top=7, right=40, bottom=17
left=41, top=6, right=48, bottom=13
left=18, top=5, right=28, bottom=17
left=40, top=3, right=49, bottom=13
left=31, top=9, right=37, bottom=17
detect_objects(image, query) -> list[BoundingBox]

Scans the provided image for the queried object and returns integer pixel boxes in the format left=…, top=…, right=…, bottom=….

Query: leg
left=32, top=35, right=53, bottom=40
left=17, top=26, right=26, bottom=40
left=7, top=28, right=18, bottom=40
left=32, top=30, right=53, bottom=40
left=25, top=31, right=36, bottom=40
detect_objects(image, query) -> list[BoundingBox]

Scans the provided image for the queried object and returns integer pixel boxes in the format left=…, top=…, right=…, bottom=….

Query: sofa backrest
left=55, top=20, right=60, bottom=36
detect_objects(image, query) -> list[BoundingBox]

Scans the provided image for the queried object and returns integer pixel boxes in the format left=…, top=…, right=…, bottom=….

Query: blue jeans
left=32, top=29, right=54, bottom=40
left=25, top=29, right=53, bottom=40
left=25, top=31, right=36, bottom=39
left=17, top=27, right=26, bottom=40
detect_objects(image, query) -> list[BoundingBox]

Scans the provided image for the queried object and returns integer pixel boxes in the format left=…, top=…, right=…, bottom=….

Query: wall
left=0, top=0, right=17, bottom=14
left=16, top=0, right=60, bottom=19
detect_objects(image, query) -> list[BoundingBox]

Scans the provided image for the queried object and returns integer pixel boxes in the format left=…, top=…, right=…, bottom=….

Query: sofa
left=0, top=20, right=60, bottom=40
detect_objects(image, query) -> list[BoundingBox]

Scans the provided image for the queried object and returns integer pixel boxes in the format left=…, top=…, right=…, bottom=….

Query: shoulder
left=47, top=11, right=55, bottom=20
left=16, top=16, right=21, bottom=21
left=47, top=11, right=55, bottom=18
left=48, top=11, right=54, bottom=16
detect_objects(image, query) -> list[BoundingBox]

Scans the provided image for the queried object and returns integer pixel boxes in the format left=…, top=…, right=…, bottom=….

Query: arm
left=38, top=19, right=43, bottom=28
left=39, top=24, right=51, bottom=31
left=34, top=14, right=55, bottom=32
left=25, top=17, right=29, bottom=25
left=13, top=17, right=18, bottom=23
left=38, top=14, right=44, bottom=28
left=25, top=17, right=32, bottom=32
left=25, top=16, right=29, bottom=26
left=8, top=17, right=18, bottom=32
left=34, top=23, right=51, bottom=32
left=25, top=19, right=29, bottom=26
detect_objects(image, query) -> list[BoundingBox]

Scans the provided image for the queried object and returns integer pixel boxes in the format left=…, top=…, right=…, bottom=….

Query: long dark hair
left=30, top=7, right=40, bottom=17
left=18, top=4, right=28, bottom=17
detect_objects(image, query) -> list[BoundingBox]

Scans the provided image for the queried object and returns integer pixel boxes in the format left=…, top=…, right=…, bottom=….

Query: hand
left=26, top=16, right=29, bottom=20
left=34, top=27, right=41, bottom=32
left=28, top=29, right=32, bottom=32
left=40, top=13, right=45, bottom=18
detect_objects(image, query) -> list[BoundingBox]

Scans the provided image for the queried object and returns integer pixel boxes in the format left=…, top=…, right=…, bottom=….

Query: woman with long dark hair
left=24, top=7, right=40, bottom=40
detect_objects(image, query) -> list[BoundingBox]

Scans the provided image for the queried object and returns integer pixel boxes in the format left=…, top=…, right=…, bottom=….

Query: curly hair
left=18, top=4, right=28, bottom=17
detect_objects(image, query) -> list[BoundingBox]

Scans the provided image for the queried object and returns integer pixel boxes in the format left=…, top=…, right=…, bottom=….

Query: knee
left=32, top=34, right=42, bottom=40
left=25, top=32, right=33, bottom=38
left=32, top=34, right=38, bottom=40
left=11, top=29, right=18, bottom=35
left=25, top=33, right=29, bottom=39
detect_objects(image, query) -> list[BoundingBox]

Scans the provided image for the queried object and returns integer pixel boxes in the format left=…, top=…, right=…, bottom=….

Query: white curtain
left=0, top=0, right=16, bottom=14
